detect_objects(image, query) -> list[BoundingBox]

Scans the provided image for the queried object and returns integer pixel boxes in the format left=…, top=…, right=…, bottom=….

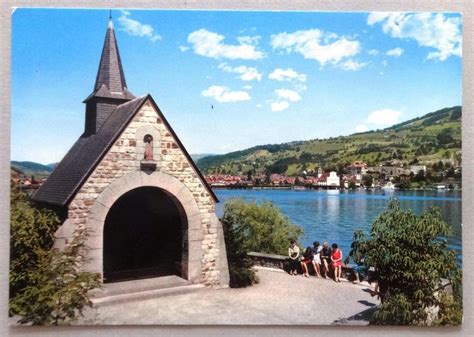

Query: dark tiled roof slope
left=32, top=95, right=218, bottom=206
left=32, top=96, right=147, bottom=206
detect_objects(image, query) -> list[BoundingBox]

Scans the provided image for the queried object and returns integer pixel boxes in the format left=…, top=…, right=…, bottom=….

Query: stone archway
left=103, top=186, right=186, bottom=283
left=84, top=171, right=204, bottom=284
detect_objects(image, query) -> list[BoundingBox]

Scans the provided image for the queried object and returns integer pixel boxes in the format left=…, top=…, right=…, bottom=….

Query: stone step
left=91, top=275, right=205, bottom=307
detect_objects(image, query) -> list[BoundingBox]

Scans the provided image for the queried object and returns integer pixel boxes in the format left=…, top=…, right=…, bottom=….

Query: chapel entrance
left=103, top=186, right=187, bottom=283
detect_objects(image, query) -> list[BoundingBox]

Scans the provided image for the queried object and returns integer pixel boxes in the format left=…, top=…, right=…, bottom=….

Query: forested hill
left=196, top=106, right=462, bottom=175
left=10, top=161, right=54, bottom=178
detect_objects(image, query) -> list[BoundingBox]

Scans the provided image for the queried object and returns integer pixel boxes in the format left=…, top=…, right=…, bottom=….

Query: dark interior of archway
left=103, top=187, right=185, bottom=283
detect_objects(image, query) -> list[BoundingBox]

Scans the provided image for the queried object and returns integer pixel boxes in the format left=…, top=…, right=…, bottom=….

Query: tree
left=247, top=169, right=252, bottom=181
left=437, top=160, right=445, bottom=171
left=221, top=199, right=304, bottom=287
left=436, top=129, right=454, bottom=146
left=362, top=175, right=373, bottom=188
left=11, top=229, right=101, bottom=325
left=350, top=200, right=462, bottom=325
left=10, top=186, right=60, bottom=300
left=10, top=186, right=101, bottom=325
left=414, top=170, right=425, bottom=182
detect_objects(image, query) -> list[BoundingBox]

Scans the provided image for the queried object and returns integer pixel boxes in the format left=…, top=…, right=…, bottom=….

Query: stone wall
left=54, top=98, right=229, bottom=287
left=248, top=252, right=360, bottom=280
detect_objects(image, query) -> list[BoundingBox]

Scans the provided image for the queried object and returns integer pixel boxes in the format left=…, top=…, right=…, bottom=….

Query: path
left=79, top=267, right=379, bottom=325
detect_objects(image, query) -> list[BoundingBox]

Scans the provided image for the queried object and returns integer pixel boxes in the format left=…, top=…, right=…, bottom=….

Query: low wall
left=247, top=252, right=359, bottom=280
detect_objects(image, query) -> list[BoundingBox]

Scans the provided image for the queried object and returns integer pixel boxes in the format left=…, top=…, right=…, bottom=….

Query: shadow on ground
left=332, top=306, right=378, bottom=325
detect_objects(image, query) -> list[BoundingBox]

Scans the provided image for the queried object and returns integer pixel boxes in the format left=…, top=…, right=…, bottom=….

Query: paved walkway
left=79, top=267, right=379, bottom=325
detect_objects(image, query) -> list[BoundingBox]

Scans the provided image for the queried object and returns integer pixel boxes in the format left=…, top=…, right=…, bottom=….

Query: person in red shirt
left=331, top=243, right=343, bottom=282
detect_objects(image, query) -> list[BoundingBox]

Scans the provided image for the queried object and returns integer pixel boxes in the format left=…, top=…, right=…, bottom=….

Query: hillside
left=196, top=106, right=462, bottom=175
left=11, top=161, right=54, bottom=178
left=190, top=153, right=216, bottom=162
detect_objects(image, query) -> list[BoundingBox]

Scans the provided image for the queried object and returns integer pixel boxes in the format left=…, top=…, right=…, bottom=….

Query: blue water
left=214, top=189, right=462, bottom=266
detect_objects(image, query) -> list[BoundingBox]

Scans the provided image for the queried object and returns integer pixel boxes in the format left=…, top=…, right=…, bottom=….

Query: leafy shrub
left=350, top=199, right=462, bottom=325
left=221, top=199, right=304, bottom=287
left=10, top=187, right=60, bottom=300
left=10, top=187, right=101, bottom=325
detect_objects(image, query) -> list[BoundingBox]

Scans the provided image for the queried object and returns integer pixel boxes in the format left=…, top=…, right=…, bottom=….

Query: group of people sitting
left=288, top=240, right=344, bottom=282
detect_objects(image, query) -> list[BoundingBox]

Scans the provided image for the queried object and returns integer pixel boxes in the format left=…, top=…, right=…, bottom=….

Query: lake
left=214, top=189, right=462, bottom=265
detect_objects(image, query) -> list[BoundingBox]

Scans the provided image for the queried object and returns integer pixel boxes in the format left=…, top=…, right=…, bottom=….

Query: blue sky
left=11, top=9, right=462, bottom=164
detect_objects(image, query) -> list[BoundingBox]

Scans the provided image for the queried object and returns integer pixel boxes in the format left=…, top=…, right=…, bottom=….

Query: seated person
left=320, top=241, right=331, bottom=279
left=311, top=241, right=322, bottom=277
left=352, top=261, right=367, bottom=284
left=300, top=247, right=313, bottom=277
left=288, top=239, right=300, bottom=276
left=331, top=243, right=343, bottom=282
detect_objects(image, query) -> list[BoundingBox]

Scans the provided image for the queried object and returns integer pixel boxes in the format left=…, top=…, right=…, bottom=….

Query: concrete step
left=91, top=276, right=205, bottom=307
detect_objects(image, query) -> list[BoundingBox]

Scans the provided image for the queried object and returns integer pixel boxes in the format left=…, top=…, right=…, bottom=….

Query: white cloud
left=275, top=89, right=301, bottom=102
left=271, top=29, right=360, bottom=67
left=270, top=89, right=302, bottom=112
left=368, top=49, right=379, bottom=56
left=367, top=12, right=392, bottom=25
left=339, top=59, right=367, bottom=71
left=243, top=85, right=253, bottom=90
left=271, top=101, right=290, bottom=112
left=386, top=47, right=404, bottom=57
left=237, top=35, right=261, bottom=45
left=368, top=12, right=461, bottom=61
left=367, top=108, right=403, bottom=126
left=268, top=68, right=307, bottom=82
left=187, top=29, right=264, bottom=60
left=179, top=45, right=189, bottom=52
left=356, top=124, right=369, bottom=133
left=118, top=11, right=162, bottom=42
left=218, top=63, right=262, bottom=81
left=201, top=85, right=251, bottom=103
left=382, top=60, right=388, bottom=67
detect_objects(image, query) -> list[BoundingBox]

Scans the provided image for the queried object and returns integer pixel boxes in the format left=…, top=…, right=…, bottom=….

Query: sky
left=11, top=9, right=462, bottom=164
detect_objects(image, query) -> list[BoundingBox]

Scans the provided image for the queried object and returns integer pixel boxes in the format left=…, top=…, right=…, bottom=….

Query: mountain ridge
left=196, top=106, right=462, bottom=175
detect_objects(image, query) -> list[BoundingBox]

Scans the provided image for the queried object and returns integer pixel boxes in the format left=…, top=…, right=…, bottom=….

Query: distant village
left=11, top=158, right=462, bottom=194
left=10, top=168, right=47, bottom=195
left=204, top=160, right=462, bottom=190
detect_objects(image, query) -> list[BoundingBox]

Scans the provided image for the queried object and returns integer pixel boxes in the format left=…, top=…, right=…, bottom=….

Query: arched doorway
left=103, top=186, right=187, bottom=283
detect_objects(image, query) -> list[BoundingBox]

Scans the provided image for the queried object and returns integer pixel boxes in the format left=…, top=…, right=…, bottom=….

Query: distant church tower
left=33, top=17, right=229, bottom=300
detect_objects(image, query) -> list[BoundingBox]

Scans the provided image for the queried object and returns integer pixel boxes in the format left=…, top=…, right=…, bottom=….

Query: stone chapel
left=32, top=17, right=229, bottom=299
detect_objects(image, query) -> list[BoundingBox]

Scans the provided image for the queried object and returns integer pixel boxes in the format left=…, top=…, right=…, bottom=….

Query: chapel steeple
left=83, top=16, right=135, bottom=135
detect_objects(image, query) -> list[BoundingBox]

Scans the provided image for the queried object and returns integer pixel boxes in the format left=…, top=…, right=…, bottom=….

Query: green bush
left=10, top=187, right=60, bottom=301
left=10, top=187, right=101, bottom=325
left=221, top=199, right=304, bottom=287
left=350, top=199, right=462, bottom=325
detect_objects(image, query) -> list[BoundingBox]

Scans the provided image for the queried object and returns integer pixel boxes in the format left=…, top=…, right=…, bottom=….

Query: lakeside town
left=204, top=160, right=462, bottom=190
left=11, top=158, right=463, bottom=193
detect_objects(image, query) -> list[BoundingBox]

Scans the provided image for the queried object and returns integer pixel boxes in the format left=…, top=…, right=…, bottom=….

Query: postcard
left=9, top=8, right=462, bottom=326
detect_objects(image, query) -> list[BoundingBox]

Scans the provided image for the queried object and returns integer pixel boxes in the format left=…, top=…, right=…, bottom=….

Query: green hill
left=196, top=106, right=462, bottom=175
left=11, top=161, right=54, bottom=178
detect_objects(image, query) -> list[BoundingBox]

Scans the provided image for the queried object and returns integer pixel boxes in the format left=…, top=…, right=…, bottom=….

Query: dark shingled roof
left=32, top=95, right=218, bottom=206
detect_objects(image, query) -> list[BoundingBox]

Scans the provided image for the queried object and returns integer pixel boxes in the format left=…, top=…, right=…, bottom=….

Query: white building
left=327, top=171, right=340, bottom=187
left=410, top=165, right=426, bottom=175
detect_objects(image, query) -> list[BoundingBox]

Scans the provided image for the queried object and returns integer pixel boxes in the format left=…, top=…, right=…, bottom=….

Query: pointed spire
left=83, top=16, right=135, bottom=135
left=108, top=10, right=113, bottom=28
left=94, top=17, right=129, bottom=94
